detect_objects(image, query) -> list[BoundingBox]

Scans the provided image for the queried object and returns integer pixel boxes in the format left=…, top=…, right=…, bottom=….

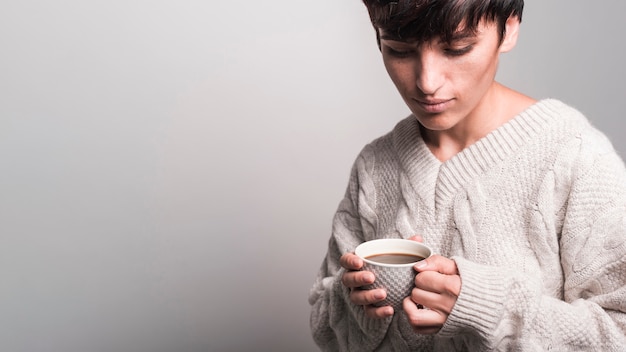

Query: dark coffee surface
left=365, top=253, right=425, bottom=264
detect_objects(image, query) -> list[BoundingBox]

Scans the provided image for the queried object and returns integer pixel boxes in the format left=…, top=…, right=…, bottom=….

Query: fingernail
left=363, top=272, right=374, bottom=283
left=374, top=290, right=385, bottom=299
left=415, top=260, right=427, bottom=269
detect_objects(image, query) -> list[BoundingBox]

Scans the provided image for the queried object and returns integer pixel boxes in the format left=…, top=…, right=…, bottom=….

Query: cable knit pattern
left=309, top=99, right=626, bottom=351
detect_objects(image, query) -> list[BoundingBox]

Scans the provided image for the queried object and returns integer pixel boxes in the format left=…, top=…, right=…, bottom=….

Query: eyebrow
left=379, top=33, right=406, bottom=42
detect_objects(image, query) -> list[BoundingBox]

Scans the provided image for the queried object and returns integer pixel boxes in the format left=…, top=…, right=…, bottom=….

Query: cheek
left=454, top=55, right=498, bottom=92
left=384, top=60, right=415, bottom=91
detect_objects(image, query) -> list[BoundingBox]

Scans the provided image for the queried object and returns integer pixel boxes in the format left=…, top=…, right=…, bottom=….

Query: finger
left=410, top=285, right=458, bottom=314
left=350, top=287, right=387, bottom=306
left=341, top=270, right=375, bottom=289
left=364, top=304, right=394, bottom=319
left=414, top=255, right=459, bottom=275
left=402, top=297, right=446, bottom=334
left=414, top=271, right=461, bottom=297
left=340, top=252, right=364, bottom=271
left=406, top=235, right=423, bottom=242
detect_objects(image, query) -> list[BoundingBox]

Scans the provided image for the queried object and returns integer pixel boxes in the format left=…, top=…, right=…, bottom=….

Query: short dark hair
left=362, top=0, right=524, bottom=45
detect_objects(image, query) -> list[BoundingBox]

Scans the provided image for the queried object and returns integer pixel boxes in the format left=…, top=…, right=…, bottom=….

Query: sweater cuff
left=438, top=257, right=508, bottom=340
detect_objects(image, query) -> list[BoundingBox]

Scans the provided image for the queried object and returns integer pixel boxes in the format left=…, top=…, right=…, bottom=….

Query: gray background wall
left=1, top=1, right=624, bottom=351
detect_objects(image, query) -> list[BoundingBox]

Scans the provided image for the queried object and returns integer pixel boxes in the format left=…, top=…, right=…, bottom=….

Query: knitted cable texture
left=309, top=99, right=626, bottom=351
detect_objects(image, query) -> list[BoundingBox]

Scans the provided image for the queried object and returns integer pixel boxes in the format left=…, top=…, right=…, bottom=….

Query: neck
left=422, top=83, right=535, bottom=162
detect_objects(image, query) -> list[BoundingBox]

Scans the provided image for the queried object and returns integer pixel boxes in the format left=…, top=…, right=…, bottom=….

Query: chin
left=413, top=114, right=458, bottom=132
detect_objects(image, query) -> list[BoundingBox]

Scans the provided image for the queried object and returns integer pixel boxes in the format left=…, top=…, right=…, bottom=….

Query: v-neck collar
left=392, top=99, right=566, bottom=209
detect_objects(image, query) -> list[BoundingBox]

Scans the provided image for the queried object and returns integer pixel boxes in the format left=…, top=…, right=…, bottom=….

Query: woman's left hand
left=402, top=255, right=461, bottom=334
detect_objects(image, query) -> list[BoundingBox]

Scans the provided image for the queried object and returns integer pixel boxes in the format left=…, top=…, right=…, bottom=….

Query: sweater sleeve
left=439, top=131, right=626, bottom=350
left=308, top=153, right=394, bottom=351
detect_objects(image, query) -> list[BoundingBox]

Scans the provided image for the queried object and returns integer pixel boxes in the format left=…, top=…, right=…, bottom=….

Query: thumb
left=414, top=255, right=459, bottom=275
left=407, top=234, right=423, bottom=243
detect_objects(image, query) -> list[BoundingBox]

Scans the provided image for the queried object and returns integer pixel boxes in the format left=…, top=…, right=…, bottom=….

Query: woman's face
left=379, top=18, right=519, bottom=135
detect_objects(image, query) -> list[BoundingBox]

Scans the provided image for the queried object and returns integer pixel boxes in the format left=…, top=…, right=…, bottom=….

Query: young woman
left=309, top=0, right=626, bottom=350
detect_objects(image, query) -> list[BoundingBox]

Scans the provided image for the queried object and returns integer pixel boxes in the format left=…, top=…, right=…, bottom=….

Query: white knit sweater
left=309, top=99, right=626, bottom=351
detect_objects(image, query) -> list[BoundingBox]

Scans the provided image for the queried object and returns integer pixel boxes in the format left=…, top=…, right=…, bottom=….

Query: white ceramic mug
left=355, top=239, right=432, bottom=310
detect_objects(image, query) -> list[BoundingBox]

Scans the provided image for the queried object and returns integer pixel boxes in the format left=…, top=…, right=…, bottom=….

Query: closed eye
left=382, top=44, right=415, bottom=58
left=386, top=47, right=412, bottom=57
left=444, top=45, right=473, bottom=57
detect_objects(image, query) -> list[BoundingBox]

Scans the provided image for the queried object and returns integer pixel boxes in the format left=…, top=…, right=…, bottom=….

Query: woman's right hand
left=340, top=252, right=394, bottom=319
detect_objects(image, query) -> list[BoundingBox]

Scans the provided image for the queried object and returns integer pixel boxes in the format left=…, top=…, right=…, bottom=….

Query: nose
left=415, top=48, right=444, bottom=95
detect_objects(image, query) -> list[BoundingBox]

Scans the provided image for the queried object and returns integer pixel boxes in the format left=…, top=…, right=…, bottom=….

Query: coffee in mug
left=365, top=253, right=426, bottom=265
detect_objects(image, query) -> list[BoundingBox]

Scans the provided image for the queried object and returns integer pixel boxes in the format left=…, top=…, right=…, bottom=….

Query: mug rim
left=355, top=238, right=432, bottom=268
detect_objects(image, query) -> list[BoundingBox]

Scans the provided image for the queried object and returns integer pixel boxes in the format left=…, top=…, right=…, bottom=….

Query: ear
left=499, top=16, right=520, bottom=53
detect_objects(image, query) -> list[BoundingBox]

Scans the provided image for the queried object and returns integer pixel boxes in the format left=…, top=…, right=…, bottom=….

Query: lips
left=413, top=98, right=453, bottom=113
